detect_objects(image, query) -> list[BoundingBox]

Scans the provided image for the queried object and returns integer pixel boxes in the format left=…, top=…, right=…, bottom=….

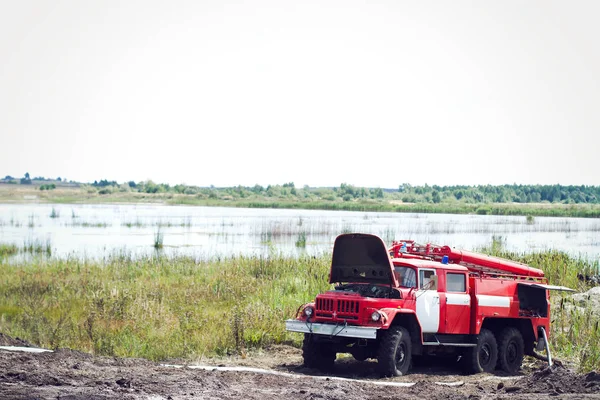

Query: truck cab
left=286, top=233, right=571, bottom=376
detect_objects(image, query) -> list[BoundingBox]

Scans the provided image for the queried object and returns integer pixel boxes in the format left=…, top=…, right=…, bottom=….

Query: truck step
left=422, top=342, right=477, bottom=347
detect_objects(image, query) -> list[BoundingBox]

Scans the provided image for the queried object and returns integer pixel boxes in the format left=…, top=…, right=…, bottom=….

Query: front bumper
left=285, top=319, right=379, bottom=339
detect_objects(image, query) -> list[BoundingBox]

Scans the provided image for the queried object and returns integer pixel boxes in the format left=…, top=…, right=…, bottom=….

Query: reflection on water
left=0, top=203, right=599, bottom=261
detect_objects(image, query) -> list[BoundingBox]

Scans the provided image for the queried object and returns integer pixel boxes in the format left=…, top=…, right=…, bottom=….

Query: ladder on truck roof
left=389, top=240, right=546, bottom=279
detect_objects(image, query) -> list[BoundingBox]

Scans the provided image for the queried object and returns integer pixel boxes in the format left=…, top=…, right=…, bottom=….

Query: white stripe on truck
left=446, top=293, right=470, bottom=306
left=476, top=295, right=510, bottom=308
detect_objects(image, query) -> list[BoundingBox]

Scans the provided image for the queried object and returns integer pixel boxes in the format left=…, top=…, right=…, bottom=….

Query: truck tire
left=377, top=326, right=412, bottom=377
left=497, top=327, right=524, bottom=374
left=463, top=328, right=498, bottom=374
left=302, top=334, right=335, bottom=370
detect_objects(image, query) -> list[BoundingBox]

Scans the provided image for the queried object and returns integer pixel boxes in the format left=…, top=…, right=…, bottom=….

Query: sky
left=1, top=1, right=599, bottom=188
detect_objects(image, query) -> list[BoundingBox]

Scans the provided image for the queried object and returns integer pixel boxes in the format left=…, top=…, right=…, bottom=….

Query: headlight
left=371, top=311, right=381, bottom=322
left=304, top=306, right=314, bottom=317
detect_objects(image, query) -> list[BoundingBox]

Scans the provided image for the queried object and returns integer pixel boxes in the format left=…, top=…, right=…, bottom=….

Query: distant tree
left=21, top=172, right=32, bottom=185
left=371, top=188, right=384, bottom=199
left=92, top=179, right=117, bottom=188
left=251, top=184, right=264, bottom=194
left=174, top=184, right=186, bottom=194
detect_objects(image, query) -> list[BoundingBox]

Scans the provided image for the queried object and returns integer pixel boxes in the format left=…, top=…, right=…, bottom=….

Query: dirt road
left=1, top=334, right=599, bottom=399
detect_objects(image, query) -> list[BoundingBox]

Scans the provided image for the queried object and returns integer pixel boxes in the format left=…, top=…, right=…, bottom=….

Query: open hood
left=518, top=282, right=575, bottom=292
left=330, top=233, right=398, bottom=286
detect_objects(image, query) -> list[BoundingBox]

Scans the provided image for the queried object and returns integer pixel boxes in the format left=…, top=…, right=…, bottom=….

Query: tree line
left=396, top=183, right=599, bottom=204
left=3, top=172, right=599, bottom=204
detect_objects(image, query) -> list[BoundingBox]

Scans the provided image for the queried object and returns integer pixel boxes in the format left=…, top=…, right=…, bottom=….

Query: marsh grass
left=22, top=238, right=52, bottom=255
left=123, top=219, right=144, bottom=228
left=154, top=228, right=164, bottom=249
left=295, top=231, right=306, bottom=248
left=122, top=219, right=193, bottom=229
left=166, top=198, right=600, bottom=218
left=1, top=240, right=598, bottom=371
left=0, top=243, right=18, bottom=257
left=553, top=298, right=600, bottom=372
left=50, top=208, right=60, bottom=219
left=69, top=221, right=110, bottom=228
left=0, top=253, right=331, bottom=360
left=0, top=239, right=52, bottom=257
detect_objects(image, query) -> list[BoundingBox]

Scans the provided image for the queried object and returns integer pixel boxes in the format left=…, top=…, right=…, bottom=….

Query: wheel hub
left=396, top=344, right=406, bottom=366
left=480, top=344, right=491, bottom=365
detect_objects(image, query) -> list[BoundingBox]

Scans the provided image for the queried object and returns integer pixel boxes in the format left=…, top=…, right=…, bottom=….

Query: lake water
left=0, top=203, right=599, bottom=261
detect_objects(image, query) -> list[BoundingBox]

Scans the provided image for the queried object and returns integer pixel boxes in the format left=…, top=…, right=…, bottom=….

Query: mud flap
left=535, top=335, right=546, bottom=352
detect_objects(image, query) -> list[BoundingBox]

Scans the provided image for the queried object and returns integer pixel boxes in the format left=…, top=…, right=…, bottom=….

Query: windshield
left=394, top=266, right=416, bottom=288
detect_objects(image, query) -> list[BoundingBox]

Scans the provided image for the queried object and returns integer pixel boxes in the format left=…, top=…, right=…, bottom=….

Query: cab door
left=443, top=272, right=471, bottom=334
left=415, top=268, right=439, bottom=333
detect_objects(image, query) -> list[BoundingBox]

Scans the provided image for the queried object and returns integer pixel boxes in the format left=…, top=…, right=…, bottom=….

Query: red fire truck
left=286, top=233, right=573, bottom=376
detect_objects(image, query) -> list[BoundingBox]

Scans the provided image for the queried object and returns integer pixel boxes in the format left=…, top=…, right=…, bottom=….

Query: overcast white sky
left=1, top=1, right=598, bottom=188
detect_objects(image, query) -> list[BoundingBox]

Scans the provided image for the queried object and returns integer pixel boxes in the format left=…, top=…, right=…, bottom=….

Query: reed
left=0, top=246, right=597, bottom=371
left=0, top=243, right=18, bottom=257
left=295, top=231, right=306, bottom=248
left=154, top=228, right=164, bottom=249
left=0, top=253, right=331, bottom=360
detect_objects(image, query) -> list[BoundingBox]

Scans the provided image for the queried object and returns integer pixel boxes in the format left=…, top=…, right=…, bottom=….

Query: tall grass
left=0, top=254, right=331, bottom=360
left=0, top=244, right=598, bottom=371
left=50, top=207, right=60, bottom=219
left=0, top=243, right=18, bottom=257
left=22, top=238, right=52, bottom=255
left=71, top=221, right=110, bottom=228
left=153, top=228, right=164, bottom=249
left=166, top=198, right=600, bottom=218
left=0, top=240, right=52, bottom=257
left=295, top=231, right=306, bottom=248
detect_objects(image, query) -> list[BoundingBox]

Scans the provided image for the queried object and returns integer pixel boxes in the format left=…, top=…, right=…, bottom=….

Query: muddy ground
left=1, top=334, right=599, bottom=399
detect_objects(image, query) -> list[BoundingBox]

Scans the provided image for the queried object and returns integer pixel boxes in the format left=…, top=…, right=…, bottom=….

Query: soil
left=1, top=335, right=599, bottom=400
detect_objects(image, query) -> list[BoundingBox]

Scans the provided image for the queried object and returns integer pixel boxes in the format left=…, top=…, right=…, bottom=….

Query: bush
left=476, top=206, right=491, bottom=215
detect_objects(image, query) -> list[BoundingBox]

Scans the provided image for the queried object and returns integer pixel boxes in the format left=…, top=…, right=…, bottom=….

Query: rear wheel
left=463, top=329, right=498, bottom=374
left=377, top=326, right=412, bottom=377
left=302, top=334, right=335, bottom=370
left=497, top=328, right=524, bottom=374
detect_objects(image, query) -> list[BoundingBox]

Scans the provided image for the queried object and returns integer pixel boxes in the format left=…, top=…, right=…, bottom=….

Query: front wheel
left=497, top=327, right=524, bottom=374
left=302, top=334, right=335, bottom=370
left=463, top=328, right=498, bottom=374
left=377, top=326, right=412, bottom=377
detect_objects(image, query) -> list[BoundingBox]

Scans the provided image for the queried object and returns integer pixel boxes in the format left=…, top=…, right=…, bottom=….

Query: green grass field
left=1, top=245, right=599, bottom=371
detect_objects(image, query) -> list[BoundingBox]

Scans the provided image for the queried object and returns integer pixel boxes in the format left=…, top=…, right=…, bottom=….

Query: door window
left=419, top=269, right=437, bottom=290
left=447, top=273, right=466, bottom=292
